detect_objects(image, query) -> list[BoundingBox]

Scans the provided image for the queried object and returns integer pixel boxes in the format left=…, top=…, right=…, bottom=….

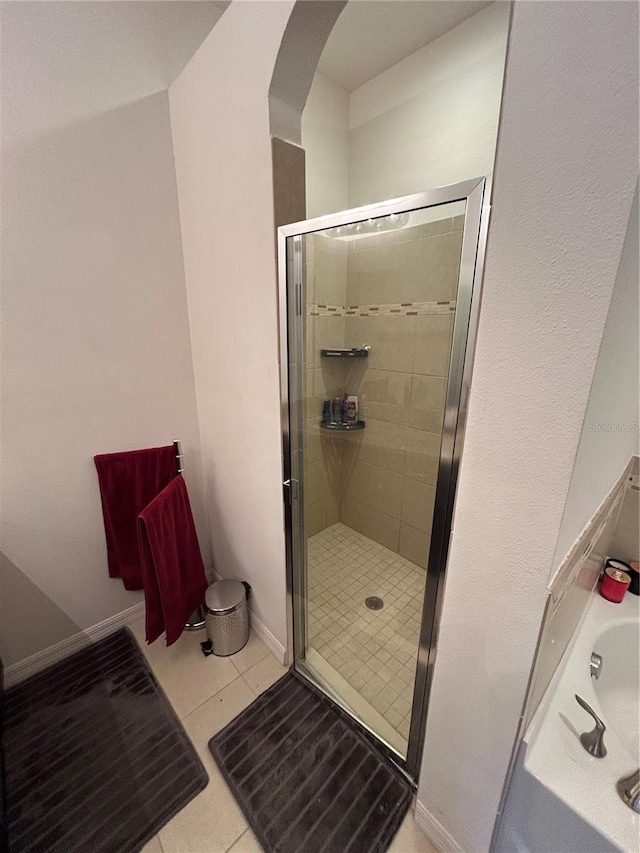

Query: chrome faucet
left=617, top=769, right=640, bottom=813
left=575, top=694, right=607, bottom=757
left=590, top=651, right=602, bottom=679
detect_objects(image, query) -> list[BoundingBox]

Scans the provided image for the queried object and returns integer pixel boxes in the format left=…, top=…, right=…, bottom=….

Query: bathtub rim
left=523, top=590, right=640, bottom=853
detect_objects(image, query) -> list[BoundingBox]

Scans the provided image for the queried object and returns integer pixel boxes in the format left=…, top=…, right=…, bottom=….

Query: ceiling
left=317, top=0, right=492, bottom=92
left=1, top=1, right=229, bottom=145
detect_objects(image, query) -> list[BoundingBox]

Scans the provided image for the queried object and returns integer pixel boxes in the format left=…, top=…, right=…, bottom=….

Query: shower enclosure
left=278, top=179, right=487, bottom=781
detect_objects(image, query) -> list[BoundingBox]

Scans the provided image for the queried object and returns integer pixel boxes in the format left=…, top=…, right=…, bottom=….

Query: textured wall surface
left=348, top=2, right=509, bottom=208
left=169, top=1, right=295, bottom=650
left=301, top=2, right=509, bottom=219
left=269, top=0, right=345, bottom=146
left=0, top=553, right=81, bottom=667
left=416, top=3, right=639, bottom=851
left=0, top=3, right=216, bottom=660
left=2, top=112, right=208, bottom=652
left=1, top=90, right=208, bottom=632
left=552, top=188, right=639, bottom=575
left=301, top=73, right=350, bottom=219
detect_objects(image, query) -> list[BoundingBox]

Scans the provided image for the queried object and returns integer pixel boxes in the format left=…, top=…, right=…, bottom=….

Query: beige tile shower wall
left=304, top=235, right=348, bottom=537
left=340, top=217, right=463, bottom=566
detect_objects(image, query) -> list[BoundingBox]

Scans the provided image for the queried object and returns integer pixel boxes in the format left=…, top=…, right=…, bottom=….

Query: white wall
left=301, top=73, right=350, bottom=218
left=1, top=7, right=208, bottom=648
left=552, top=187, right=639, bottom=575
left=348, top=1, right=509, bottom=206
left=0, top=553, right=81, bottom=667
left=169, top=0, right=295, bottom=653
left=301, top=2, right=509, bottom=218
left=416, top=3, right=638, bottom=851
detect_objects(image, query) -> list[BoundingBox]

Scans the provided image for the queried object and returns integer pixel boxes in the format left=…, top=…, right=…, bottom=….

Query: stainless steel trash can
left=205, top=580, right=250, bottom=656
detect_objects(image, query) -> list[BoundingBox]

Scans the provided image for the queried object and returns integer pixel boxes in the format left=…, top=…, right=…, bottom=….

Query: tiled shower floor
left=306, top=522, right=426, bottom=746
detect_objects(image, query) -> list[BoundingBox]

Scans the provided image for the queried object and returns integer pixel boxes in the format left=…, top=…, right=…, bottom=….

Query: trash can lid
left=205, top=579, right=246, bottom=614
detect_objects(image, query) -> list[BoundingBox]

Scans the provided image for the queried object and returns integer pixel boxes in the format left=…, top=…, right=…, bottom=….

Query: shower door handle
left=283, top=479, right=299, bottom=503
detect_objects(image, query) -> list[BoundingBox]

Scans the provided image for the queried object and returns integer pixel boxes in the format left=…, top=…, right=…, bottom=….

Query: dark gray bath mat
left=4, top=628, right=207, bottom=853
left=209, top=672, right=412, bottom=853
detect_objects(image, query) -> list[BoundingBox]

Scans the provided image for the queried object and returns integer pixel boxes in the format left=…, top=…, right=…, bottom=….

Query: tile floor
left=130, top=615, right=436, bottom=853
left=307, top=523, right=425, bottom=745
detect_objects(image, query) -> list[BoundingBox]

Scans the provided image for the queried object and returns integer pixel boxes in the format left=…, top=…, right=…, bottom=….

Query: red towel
left=137, top=475, right=208, bottom=646
left=94, top=446, right=177, bottom=590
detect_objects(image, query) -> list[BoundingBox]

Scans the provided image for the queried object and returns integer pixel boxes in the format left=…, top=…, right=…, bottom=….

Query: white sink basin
left=593, top=619, right=640, bottom=761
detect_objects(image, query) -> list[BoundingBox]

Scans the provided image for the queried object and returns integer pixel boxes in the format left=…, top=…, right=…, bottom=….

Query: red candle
left=600, top=566, right=631, bottom=603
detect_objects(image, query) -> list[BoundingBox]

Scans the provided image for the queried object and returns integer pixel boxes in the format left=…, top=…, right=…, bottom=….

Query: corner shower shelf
left=320, top=347, right=370, bottom=359
left=320, top=420, right=365, bottom=432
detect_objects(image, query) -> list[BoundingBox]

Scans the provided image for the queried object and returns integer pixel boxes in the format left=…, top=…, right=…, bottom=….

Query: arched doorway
left=269, top=0, right=508, bottom=782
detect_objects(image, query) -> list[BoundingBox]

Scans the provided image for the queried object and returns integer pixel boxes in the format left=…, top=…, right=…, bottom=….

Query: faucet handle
left=575, top=694, right=607, bottom=758
left=617, top=769, right=640, bottom=812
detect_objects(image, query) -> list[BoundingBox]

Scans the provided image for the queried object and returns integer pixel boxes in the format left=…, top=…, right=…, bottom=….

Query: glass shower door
left=279, top=180, right=486, bottom=779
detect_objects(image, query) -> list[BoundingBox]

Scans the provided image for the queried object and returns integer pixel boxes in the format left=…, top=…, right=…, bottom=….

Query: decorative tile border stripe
left=308, top=304, right=343, bottom=316
left=308, top=301, right=456, bottom=317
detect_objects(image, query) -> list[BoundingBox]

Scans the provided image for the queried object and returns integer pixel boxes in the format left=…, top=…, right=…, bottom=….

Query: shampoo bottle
left=346, top=395, right=358, bottom=424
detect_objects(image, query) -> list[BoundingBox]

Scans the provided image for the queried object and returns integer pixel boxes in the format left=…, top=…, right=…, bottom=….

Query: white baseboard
left=414, top=799, right=465, bottom=853
left=249, top=610, right=287, bottom=665
left=210, top=569, right=287, bottom=665
left=5, top=571, right=288, bottom=688
left=4, top=601, right=145, bottom=689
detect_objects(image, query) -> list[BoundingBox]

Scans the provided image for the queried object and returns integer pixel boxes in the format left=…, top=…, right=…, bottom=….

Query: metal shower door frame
left=277, top=178, right=489, bottom=782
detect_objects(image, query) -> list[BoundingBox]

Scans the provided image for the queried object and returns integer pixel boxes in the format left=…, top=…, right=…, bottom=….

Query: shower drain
left=365, top=596, right=384, bottom=611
